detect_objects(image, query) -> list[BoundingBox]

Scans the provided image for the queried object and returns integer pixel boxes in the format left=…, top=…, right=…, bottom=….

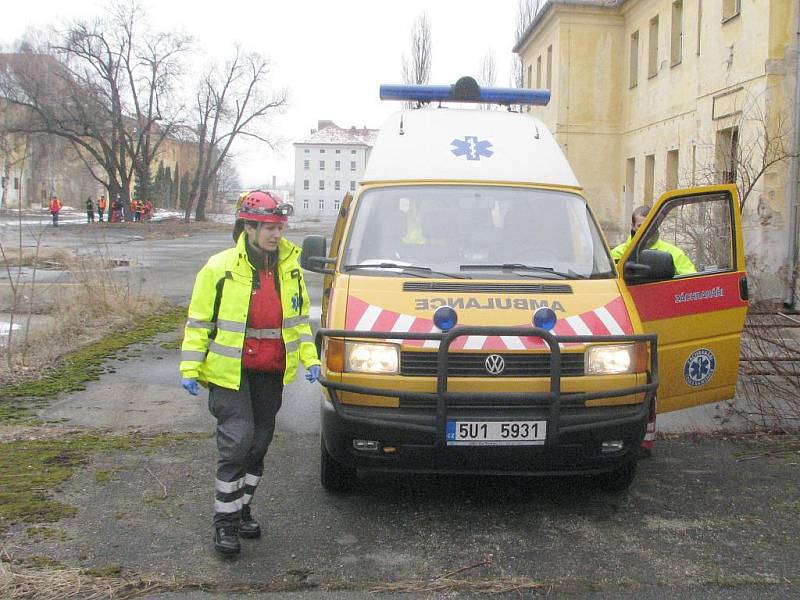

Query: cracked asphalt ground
left=2, top=220, right=799, bottom=598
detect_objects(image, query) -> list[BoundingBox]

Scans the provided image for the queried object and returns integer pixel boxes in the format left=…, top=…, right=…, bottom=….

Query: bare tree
left=0, top=2, right=187, bottom=216
left=186, top=48, right=286, bottom=221
left=213, top=155, right=242, bottom=212
left=509, top=54, right=524, bottom=89
left=515, top=0, right=543, bottom=44
left=402, top=12, right=432, bottom=93
left=694, top=96, right=796, bottom=214
left=478, top=51, right=497, bottom=110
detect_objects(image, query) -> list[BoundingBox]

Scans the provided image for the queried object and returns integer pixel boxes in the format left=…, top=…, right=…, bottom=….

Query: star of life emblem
left=451, top=136, right=494, bottom=161
left=684, top=348, right=716, bottom=388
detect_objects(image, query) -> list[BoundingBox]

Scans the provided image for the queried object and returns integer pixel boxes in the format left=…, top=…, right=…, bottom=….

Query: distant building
left=293, top=120, right=378, bottom=220
left=514, top=0, right=799, bottom=300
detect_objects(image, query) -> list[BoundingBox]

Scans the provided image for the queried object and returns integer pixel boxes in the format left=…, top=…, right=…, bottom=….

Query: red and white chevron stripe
left=345, top=296, right=633, bottom=350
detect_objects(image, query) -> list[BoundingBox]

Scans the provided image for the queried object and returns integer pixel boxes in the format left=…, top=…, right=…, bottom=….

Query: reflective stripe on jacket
left=179, top=233, right=320, bottom=389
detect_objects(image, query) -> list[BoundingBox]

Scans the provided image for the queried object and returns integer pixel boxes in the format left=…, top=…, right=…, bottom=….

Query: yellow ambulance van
left=300, top=77, right=748, bottom=492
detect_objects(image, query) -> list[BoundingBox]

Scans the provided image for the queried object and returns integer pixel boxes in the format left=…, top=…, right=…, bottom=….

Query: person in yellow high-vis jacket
left=611, top=204, right=696, bottom=276
left=180, top=190, right=320, bottom=557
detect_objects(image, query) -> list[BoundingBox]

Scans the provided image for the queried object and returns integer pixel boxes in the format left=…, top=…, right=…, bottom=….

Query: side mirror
left=624, top=249, right=675, bottom=283
left=300, top=235, right=334, bottom=274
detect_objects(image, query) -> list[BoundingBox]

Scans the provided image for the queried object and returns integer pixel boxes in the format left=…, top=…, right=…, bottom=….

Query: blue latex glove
left=181, top=377, right=200, bottom=396
left=305, top=365, right=321, bottom=383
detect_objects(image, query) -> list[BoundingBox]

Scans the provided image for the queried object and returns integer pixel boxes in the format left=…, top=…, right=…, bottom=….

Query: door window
left=632, top=192, right=734, bottom=277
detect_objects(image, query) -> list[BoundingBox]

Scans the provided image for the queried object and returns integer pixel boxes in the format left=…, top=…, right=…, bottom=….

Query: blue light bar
left=379, top=77, right=550, bottom=106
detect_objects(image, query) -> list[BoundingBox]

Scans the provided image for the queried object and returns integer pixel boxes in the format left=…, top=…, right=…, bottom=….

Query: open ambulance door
left=617, top=185, right=748, bottom=413
left=321, top=192, right=353, bottom=326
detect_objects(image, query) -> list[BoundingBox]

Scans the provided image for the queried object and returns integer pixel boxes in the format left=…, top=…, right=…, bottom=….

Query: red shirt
left=241, top=268, right=285, bottom=372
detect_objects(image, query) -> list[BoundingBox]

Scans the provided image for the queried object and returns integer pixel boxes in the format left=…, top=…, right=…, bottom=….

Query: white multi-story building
left=293, top=120, right=377, bottom=221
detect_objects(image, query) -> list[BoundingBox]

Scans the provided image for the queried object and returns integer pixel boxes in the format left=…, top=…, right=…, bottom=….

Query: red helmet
left=236, top=190, right=293, bottom=223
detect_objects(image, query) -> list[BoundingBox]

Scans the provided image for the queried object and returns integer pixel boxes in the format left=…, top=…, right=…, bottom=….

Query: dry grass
left=0, top=247, right=74, bottom=269
left=0, top=552, right=191, bottom=600
left=0, top=247, right=165, bottom=384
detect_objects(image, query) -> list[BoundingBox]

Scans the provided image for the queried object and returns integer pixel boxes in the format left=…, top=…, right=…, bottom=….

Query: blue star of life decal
left=451, top=136, right=494, bottom=161
left=684, top=348, right=716, bottom=388
left=291, top=293, right=301, bottom=312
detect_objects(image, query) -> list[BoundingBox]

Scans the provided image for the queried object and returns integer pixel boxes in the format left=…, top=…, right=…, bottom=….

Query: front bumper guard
left=315, top=326, right=658, bottom=447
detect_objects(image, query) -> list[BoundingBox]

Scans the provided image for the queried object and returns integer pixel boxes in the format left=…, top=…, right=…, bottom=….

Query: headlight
left=585, top=344, right=645, bottom=375
left=345, top=341, right=399, bottom=374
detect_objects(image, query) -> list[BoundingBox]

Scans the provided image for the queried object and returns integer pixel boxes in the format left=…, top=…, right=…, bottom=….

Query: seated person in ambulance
left=611, top=204, right=696, bottom=276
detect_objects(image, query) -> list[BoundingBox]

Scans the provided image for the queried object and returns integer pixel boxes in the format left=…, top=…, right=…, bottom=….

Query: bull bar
left=315, top=326, right=658, bottom=448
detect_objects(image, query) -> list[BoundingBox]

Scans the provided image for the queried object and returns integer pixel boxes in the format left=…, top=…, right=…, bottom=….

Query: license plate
left=446, top=420, right=546, bottom=446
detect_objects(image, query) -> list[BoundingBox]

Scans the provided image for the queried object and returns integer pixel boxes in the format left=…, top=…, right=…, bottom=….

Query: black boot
left=239, top=504, right=261, bottom=539
left=214, top=525, right=240, bottom=555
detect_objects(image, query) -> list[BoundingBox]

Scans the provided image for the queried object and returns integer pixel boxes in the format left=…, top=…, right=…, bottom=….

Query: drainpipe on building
left=784, top=0, right=800, bottom=308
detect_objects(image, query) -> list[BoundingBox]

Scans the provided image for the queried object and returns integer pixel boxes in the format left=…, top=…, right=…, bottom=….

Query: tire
left=592, top=459, right=637, bottom=492
left=320, top=437, right=357, bottom=493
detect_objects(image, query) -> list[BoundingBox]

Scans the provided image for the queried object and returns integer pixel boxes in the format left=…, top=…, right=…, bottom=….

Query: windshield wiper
left=458, top=263, right=585, bottom=280
left=343, top=262, right=471, bottom=279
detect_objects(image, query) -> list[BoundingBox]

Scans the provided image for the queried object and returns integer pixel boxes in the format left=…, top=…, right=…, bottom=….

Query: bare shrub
left=735, top=308, right=800, bottom=432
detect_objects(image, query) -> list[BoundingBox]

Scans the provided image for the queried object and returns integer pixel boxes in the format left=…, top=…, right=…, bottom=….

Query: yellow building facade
left=515, top=0, right=798, bottom=301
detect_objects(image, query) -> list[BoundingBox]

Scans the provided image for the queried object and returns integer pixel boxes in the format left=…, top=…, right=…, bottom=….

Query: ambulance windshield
left=342, top=186, right=614, bottom=279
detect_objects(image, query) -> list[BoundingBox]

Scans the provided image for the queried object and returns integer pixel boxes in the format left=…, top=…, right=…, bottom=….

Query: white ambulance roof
left=362, top=108, right=580, bottom=188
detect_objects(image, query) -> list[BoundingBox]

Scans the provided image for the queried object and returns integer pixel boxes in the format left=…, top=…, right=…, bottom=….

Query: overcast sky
left=2, top=0, right=521, bottom=188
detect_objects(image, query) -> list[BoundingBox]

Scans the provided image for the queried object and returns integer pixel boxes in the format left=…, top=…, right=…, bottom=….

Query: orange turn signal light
left=325, top=338, right=344, bottom=372
left=633, top=342, right=649, bottom=373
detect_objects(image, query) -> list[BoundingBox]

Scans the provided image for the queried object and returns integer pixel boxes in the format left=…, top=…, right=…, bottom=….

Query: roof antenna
left=399, top=114, right=404, bottom=136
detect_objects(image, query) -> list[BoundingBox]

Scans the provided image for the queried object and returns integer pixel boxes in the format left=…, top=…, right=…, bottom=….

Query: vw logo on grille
left=484, top=354, right=506, bottom=375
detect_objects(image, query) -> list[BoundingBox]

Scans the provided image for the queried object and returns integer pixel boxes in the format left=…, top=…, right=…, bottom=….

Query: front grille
left=400, top=351, right=585, bottom=377
left=402, top=282, right=573, bottom=294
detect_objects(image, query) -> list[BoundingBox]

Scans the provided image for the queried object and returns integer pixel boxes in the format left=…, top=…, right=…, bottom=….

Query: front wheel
left=320, top=437, right=357, bottom=493
left=592, top=459, right=637, bottom=492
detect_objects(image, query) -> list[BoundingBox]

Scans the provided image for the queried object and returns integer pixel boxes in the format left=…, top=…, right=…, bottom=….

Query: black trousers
left=208, top=370, right=283, bottom=527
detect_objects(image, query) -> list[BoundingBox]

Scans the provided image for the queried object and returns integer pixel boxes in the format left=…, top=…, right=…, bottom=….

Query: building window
left=350, top=161, right=356, bottom=171
left=351, top=150, right=356, bottom=155
left=350, top=181, right=356, bottom=191
left=319, top=200, right=324, bottom=211
left=671, top=1, right=683, bottom=66
left=335, top=160, right=341, bottom=171
left=644, top=154, right=655, bottom=202
left=666, top=149, right=679, bottom=190
left=716, top=127, right=739, bottom=184
left=303, top=179, right=309, bottom=190
left=320, top=149, right=325, bottom=154
left=648, top=16, right=659, bottom=78
left=630, top=31, right=639, bottom=88
left=536, top=55, right=542, bottom=88
left=526, top=65, right=532, bottom=88
left=319, top=180, right=325, bottom=191
left=334, top=199, right=340, bottom=210
left=304, top=149, right=310, bottom=154
left=320, top=160, right=325, bottom=170
left=303, top=199, right=309, bottom=209
left=546, top=45, right=553, bottom=89
left=14, top=177, right=19, bottom=190
left=722, top=0, right=740, bottom=22
left=303, top=160, right=309, bottom=170
left=335, top=149, right=341, bottom=154
left=334, top=180, right=340, bottom=191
